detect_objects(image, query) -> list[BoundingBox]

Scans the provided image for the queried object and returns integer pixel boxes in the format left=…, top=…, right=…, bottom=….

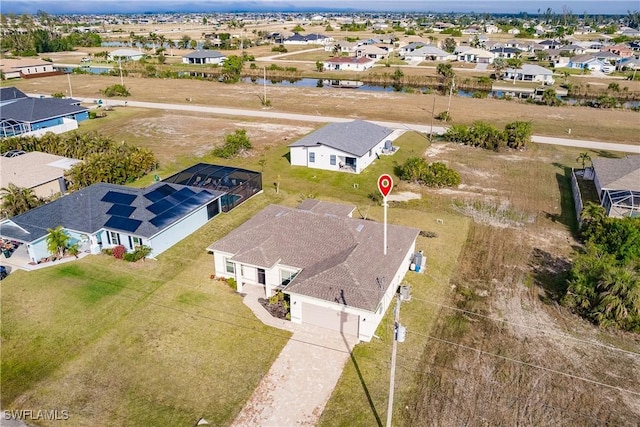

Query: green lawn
left=0, top=195, right=290, bottom=426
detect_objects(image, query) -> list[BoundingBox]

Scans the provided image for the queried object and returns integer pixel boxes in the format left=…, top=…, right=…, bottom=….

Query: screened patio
left=162, top=164, right=262, bottom=212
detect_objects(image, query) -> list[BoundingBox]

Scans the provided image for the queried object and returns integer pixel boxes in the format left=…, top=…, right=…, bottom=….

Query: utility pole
left=386, top=293, right=405, bottom=427
left=263, top=65, right=267, bottom=104
left=67, top=72, right=73, bottom=98
left=429, top=95, right=436, bottom=141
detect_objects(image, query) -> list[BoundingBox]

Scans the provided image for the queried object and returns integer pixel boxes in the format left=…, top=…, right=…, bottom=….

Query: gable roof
left=410, top=45, right=450, bottom=57
left=183, top=50, right=226, bottom=59
left=592, top=155, right=640, bottom=192
left=207, top=203, right=419, bottom=311
left=0, top=182, right=223, bottom=243
left=0, top=151, right=81, bottom=190
left=289, top=120, right=393, bottom=157
left=0, top=97, right=87, bottom=123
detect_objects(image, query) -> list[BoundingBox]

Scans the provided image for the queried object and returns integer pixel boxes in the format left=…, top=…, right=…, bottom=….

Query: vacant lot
left=6, top=74, right=640, bottom=144
left=2, top=71, right=639, bottom=426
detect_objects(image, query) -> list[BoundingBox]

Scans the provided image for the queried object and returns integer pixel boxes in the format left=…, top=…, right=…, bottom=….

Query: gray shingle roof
left=183, top=50, right=226, bottom=59
left=0, top=182, right=223, bottom=242
left=0, top=87, right=28, bottom=102
left=297, top=199, right=355, bottom=217
left=288, top=120, right=393, bottom=157
left=592, top=155, right=640, bottom=191
left=207, top=203, right=419, bottom=311
left=0, top=97, right=87, bottom=123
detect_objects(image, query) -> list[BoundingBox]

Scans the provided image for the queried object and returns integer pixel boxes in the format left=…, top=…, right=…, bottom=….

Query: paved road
left=78, top=97, right=640, bottom=154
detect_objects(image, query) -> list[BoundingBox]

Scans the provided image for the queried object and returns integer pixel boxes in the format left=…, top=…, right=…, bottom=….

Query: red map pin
left=378, top=174, right=393, bottom=198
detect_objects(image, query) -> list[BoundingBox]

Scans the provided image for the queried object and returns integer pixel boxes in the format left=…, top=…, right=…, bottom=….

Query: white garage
left=302, top=302, right=359, bottom=336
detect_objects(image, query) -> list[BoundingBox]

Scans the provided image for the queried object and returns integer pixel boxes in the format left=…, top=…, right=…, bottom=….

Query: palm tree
left=492, top=57, right=506, bottom=80
left=0, top=183, right=41, bottom=217
left=507, top=55, right=524, bottom=84
left=576, top=152, right=591, bottom=169
left=46, top=225, right=70, bottom=258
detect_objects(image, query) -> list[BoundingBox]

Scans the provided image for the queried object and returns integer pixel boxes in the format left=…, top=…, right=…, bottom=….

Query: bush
left=226, top=277, right=237, bottom=291
left=100, top=84, right=130, bottom=97
left=123, top=252, right=136, bottom=262
left=435, top=111, right=451, bottom=122
left=112, top=245, right=126, bottom=259
left=398, top=157, right=460, bottom=187
left=212, top=129, right=252, bottom=158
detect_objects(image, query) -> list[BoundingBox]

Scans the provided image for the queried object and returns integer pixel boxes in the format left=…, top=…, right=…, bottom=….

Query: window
left=369, top=149, right=372, bottom=157
left=281, top=269, right=298, bottom=286
left=225, top=258, right=235, bottom=274
left=330, top=155, right=336, bottom=165
left=109, top=231, right=120, bottom=245
left=309, top=152, right=315, bottom=163
left=133, top=237, right=142, bottom=247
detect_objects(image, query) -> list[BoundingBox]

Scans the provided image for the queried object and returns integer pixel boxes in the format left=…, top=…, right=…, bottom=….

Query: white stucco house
left=0, top=58, right=56, bottom=79
left=289, top=120, right=402, bottom=173
left=182, top=50, right=226, bottom=65
left=108, top=49, right=144, bottom=61
left=207, top=201, right=420, bottom=341
left=323, top=56, right=376, bottom=71
left=591, top=155, right=640, bottom=218
left=404, top=45, right=453, bottom=62
left=504, top=64, right=555, bottom=85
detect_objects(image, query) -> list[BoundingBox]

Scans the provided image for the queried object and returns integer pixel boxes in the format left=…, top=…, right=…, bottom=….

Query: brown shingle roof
left=207, top=203, right=419, bottom=311
left=592, top=155, right=640, bottom=192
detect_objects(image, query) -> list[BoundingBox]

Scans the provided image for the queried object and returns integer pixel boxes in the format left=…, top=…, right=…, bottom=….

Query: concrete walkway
left=232, top=285, right=359, bottom=426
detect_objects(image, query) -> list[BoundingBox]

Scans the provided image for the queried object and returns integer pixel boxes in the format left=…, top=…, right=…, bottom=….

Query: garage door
left=302, top=303, right=359, bottom=336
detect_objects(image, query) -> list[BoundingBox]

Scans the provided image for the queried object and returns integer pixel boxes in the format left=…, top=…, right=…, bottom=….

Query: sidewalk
left=232, top=286, right=359, bottom=426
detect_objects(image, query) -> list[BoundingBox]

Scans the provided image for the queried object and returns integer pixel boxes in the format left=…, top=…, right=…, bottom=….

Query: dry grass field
left=7, top=73, right=640, bottom=146
left=2, top=40, right=640, bottom=425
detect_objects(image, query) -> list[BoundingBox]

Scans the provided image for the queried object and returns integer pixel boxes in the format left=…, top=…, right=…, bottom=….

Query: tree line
left=443, top=120, right=532, bottom=151
left=1, top=12, right=102, bottom=56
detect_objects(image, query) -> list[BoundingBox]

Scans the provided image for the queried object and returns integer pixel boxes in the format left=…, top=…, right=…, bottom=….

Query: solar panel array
left=101, top=190, right=142, bottom=233
left=101, top=191, right=137, bottom=205
left=145, top=185, right=216, bottom=229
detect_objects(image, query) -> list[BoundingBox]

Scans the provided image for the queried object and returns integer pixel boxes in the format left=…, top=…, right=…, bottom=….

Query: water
left=55, top=66, right=113, bottom=75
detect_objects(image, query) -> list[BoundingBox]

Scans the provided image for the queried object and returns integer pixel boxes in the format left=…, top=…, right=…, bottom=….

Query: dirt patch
left=388, top=191, right=421, bottom=202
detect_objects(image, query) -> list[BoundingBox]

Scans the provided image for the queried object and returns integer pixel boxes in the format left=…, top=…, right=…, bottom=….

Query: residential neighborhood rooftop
left=0, top=151, right=81, bottom=190
left=207, top=203, right=419, bottom=311
left=289, top=120, right=394, bottom=157
left=592, top=155, right=640, bottom=191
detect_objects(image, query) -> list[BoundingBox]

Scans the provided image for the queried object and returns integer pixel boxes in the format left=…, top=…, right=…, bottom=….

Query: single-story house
left=289, top=120, right=401, bottom=174
left=283, top=32, right=332, bottom=45
left=490, top=47, right=522, bottom=59
left=617, top=57, right=640, bottom=71
left=404, top=45, right=452, bottom=62
left=182, top=50, right=226, bottom=65
left=538, top=40, right=564, bottom=50
left=0, top=151, right=80, bottom=198
left=0, top=87, right=89, bottom=138
left=504, top=64, right=555, bottom=85
left=324, top=41, right=358, bottom=54
left=355, top=45, right=388, bottom=60
left=108, top=49, right=144, bottom=61
left=455, top=47, right=494, bottom=64
left=591, top=155, right=640, bottom=218
left=0, top=164, right=262, bottom=263
left=0, top=58, right=56, bottom=79
left=397, top=41, right=428, bottom=57
left=207, top=201, right=420, bottom=341
left=323, top=56, right=376, bottom=72
left=568, top=54, right=614, bottom=73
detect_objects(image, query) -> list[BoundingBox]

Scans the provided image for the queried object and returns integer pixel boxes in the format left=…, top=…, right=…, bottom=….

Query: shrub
left=226, top=277, right=237, bottom=291
left=100, top=84, right=130, bottom=97
left=123, top=252, right=136, bottom=262
left=112, top=245, right=126, bottom=259
left=213, top=129, right=252, bottom=158
left=398, top=157, right=460, bottom=187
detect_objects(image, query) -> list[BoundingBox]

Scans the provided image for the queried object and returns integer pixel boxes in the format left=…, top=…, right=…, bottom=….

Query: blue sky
left=2, top=1, right=638, bottom=15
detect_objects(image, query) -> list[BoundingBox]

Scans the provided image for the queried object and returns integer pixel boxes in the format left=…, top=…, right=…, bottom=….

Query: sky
left=1, top=0, right=638, bottom=15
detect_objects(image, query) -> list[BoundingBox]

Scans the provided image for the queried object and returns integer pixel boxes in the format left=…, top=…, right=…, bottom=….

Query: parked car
left=0, top=265, right=8, bottom=280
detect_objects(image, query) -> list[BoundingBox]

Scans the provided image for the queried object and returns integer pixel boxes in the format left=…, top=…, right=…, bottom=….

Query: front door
left=258, top=268, right=266, bottom=285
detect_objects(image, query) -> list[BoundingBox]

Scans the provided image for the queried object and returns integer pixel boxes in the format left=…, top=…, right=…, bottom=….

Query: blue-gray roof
left=0, top=87, right=28, bottom=103
left=183, top=50, right=226, bottom=59
left=289, top=120, right=393, bottom=157
left=0, top=182, right=223, bottom=243
left=1, top=97, right=87, bottom=123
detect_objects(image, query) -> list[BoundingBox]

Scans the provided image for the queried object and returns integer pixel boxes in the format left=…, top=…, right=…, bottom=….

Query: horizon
left=2, top=1, right=639, bottom=16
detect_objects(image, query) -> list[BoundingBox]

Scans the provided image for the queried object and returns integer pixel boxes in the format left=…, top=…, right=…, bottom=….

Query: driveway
left=232, top=285, right=359, bottom=426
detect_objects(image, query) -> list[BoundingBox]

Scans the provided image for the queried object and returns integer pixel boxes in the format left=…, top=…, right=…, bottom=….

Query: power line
left=409, top=330, right=640, bottom=397
left=409, top=296, right=640, bottom=357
